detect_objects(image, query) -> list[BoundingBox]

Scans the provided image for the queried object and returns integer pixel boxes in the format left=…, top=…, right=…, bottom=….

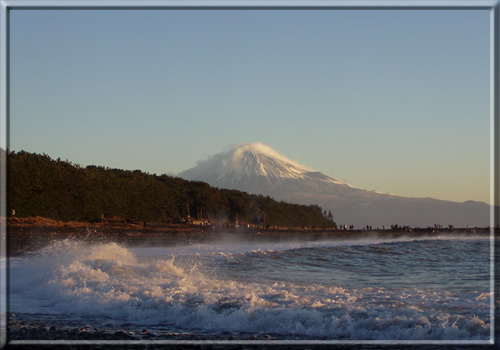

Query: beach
left=3, top=217, right=494, bottom=345
left=4, top=216, right=491, bottom=256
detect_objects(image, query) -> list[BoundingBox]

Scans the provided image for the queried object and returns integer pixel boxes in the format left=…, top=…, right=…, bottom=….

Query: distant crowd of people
left=335, top=223, right=467, bottom=232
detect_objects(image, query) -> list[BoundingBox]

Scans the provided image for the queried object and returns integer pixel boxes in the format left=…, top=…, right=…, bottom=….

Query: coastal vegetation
left=5, top=150, right=336, bottom=228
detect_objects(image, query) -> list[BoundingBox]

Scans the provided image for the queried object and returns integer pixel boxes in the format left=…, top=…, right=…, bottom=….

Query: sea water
left=7, top=235, right=494, bottom=340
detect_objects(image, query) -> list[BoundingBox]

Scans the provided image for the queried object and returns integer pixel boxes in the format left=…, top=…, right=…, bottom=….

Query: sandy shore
left=4, top=216, right=208, bottom=255
left=3, top=216, right=492, bottom=256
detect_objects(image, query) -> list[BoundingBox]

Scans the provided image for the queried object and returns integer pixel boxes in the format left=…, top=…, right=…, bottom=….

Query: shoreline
left=5, top=217, right=494, bottom=345
left=3, top=216, right=492, bottom=256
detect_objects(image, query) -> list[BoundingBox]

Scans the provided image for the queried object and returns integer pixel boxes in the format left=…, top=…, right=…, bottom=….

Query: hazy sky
left=9, top=9, right=491, bottom=204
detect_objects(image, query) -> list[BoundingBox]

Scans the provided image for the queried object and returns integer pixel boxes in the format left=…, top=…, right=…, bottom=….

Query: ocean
left=7, top=234, right=494, bottom=342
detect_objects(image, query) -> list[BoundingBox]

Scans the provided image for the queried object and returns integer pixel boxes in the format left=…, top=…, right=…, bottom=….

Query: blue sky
left=9, top=9, right=491, bottom=203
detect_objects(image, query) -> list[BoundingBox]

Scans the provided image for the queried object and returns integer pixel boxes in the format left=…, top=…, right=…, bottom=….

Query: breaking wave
left=9, top=238, right=492, bottom=340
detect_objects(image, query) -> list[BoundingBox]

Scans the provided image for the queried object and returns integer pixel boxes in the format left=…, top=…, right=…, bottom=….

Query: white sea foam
left=9, top=239, right=491, bottom=340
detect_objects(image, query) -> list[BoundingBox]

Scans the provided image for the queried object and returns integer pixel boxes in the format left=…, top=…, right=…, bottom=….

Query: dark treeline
left=5, top=150, right=336, bottom=228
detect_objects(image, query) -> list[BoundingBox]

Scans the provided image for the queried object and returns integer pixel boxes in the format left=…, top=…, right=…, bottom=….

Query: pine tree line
left=5, top=150, right=336, bottom=228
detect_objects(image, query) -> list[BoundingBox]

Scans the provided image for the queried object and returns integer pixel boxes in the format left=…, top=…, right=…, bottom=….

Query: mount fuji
left=179, top=142, right=490, bottom=228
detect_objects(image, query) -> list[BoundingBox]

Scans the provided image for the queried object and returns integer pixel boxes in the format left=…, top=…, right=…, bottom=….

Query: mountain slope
left=179, top=143, right=490, bottom=228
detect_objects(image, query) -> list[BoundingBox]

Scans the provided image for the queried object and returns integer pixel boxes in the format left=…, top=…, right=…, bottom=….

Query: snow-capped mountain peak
left=228, top=142, right=309, bottom=179
left=179, top=142, right=347, bottom=185
left=178, top=142, right=490, bottom=227
left=230, top=142, right=308, bottom=173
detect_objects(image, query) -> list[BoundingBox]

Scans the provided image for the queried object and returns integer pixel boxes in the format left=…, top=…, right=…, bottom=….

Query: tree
left=7, top=150, right=336, bottom=228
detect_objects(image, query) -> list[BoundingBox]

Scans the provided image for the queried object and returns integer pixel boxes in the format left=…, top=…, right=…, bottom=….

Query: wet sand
left=8, top=311, right=493, bottom=349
